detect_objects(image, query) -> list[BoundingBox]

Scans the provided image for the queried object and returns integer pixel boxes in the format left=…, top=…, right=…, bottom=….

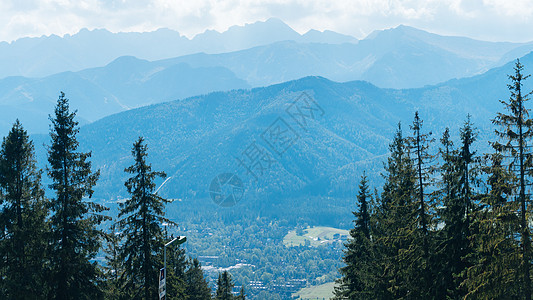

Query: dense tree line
left=0, top=92, right=241, bottom=299
left=335, top=59, right=533, bottom=299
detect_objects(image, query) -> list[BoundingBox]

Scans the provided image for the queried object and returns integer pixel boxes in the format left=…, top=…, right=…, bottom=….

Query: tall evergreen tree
left=406, top=111, right=434, bottom=297
left=491, top=59, right=533, bottom=300
left=436, top=118, right=479, bottom=299
left=185, top=258, right=212, bottom=300
left=463, top=152, right=521, bottom=299
left=334, top=174, right=374, bottom=299
left=373, top=123, right=418, bottom=299
left=47, top=92, right=108, bottom=299
left=0, top=120, right=48, bottom=299
left=434, top=127, right=461, bottom=298
left=215, top=271, right=234, bottom=300
left=117, top=137, right=174, bottom=300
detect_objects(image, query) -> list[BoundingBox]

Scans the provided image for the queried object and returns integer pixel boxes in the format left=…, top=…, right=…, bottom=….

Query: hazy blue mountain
left=157, top=25, right=533, bottom=89
left=28, top=52, right=533, bottom=205
left=0, top=57, right=249, bottom=135
left=367, top=25, right=518, bottom=61
left=2, top=22, right=533, bottom=136
left=0, top=18, right=357, bottom=79
left=191, top=17, right=357, bottom=52
left=2, top=19, right=532, bottom=88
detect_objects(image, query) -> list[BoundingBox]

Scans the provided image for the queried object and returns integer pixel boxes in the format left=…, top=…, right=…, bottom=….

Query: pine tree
left=47, top=92, right=108, bottom=299
left=117, top=137, right=174, bottom=300
left=406, top=111, right=435, bottom=297
left=434, top=127, right=461, bottom=298
left=462, top=152, right=521, bottom=299
left=103, top=223, right=123, bottom=300
left=334, top=174, right=374, bottom=299
left=0, top=120, right=48, bottom=299
left=165, top=242, right=187, bottom=300
left=436, top=118, right=479, bottom=299
left=185, top=258, right=212, bottom=300
left=215, top=271, right=234, bottom=300
left=235, top=286, right=246, bottom=300
left=491, top=59, right=533, bottom=300
left=373, top=123, right=417, bottom=298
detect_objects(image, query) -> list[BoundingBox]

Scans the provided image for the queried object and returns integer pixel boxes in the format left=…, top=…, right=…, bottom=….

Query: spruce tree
left=434, top=127, right=461, bottom=298
left=373, top=123, right=417, bottom=298
left=0, top=120, right=48, bottom=299
left=463, top=152, right=521, bottom=299
left=406, top=111, right=434, bottom=297
left=47, top=92, right=108, bottom=299
left=165, top=243, right=187, bottom=299
left=334, top=174, right=374, bottom=299
left=235, top=286, right=246, bottom=300
left=215, top=271, right=234, bottom=300
left=436, top=118, right=478, bottom=299
left=185, top=258, right=212, bottom=300
left=117, top=137, right=174, bottom=300
left=491, top=59, right=533, bottom=300
left=103, top=223, right=123, bottom=300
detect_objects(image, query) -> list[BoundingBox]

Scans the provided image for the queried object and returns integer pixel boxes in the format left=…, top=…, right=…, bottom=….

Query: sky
left=1, top=0, right=533, bottom=43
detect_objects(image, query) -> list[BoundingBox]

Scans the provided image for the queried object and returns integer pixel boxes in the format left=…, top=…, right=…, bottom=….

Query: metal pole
left=164, top=244, right=167, bottom=284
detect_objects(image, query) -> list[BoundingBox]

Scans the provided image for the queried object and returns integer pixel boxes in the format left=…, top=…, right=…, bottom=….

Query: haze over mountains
left=0, top=18, right=356, bottom=79
left=2, top=19, right=533, bottom=136
left=28, top=51, right=533, bottom=204
left=7, top=19, right=533, bottom=298
left=5, top=18, right=533, bottom=203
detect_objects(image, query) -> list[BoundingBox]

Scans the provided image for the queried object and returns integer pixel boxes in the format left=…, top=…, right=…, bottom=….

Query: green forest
left=0, top=92, right=241, bottom=299
left=334, top=60, right=533, bottom=300
left=2, top=59, right=533, bottom=300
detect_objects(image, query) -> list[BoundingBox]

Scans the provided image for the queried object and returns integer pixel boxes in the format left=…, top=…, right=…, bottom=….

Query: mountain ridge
left=27, top=52, right=533, bottom=203
left=0, top=18, right=357, bottom=79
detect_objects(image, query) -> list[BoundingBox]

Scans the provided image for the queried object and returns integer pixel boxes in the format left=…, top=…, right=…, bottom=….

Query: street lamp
left=160, top=235, right=187, bottom=300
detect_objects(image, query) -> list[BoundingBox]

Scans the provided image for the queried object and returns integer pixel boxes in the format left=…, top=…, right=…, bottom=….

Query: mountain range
left=0, top=57, right=249, bottom=134
left=29, top=51, right=533, bottom=204
left=0, top=18, right=356, bottom=79
left=3, top=21, right=533, bottom=136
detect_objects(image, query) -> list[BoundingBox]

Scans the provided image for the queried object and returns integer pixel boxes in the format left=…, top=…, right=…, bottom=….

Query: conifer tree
left=436, top=118, right=478, bottom=299
left=103, top=223, right=123, bottom=300
left=463, top=152, right=521, bottom=299
left=406, top=111, right=434, bottom=297
left=434, top=127, right=460, bottom=298
left=235, top=286, right=246, bottom=300
left=117, top=137, right=174, bottom=300
left=373, top=123, right=417, bottom=298
left=185, top=258, right=212, bottom=300
left=47, top=92, right=108, bottom=299
left=491, top=59, right=533, bottom=300
left=215, top=271, right=235, bottom=300
left=334, top=174, right=374, bottom=299
left=165, top=243, right=187, bottom=299
left=0, top=120, right=48, bottom=299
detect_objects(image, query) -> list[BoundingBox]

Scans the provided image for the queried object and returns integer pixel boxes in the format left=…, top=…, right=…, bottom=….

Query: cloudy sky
left=1, top=0, right=533, bottom=43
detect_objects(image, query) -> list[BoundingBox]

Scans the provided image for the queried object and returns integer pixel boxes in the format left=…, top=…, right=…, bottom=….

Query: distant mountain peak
left=365, top=24, right=426, bottom=40
left=194, top=18, right=299, bottom=40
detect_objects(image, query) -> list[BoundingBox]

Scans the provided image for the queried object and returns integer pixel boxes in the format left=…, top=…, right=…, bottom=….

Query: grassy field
left=283, top=226, right=349, bottom=247
left=293, top=281, right=335, bottom=299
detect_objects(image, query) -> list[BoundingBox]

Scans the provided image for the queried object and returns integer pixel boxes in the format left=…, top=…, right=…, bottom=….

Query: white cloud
left=1, top=0, right=533, bottom=42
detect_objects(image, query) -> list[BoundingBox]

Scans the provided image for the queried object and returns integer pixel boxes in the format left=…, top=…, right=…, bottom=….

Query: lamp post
left=160, top=236, right=187, bottom=300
